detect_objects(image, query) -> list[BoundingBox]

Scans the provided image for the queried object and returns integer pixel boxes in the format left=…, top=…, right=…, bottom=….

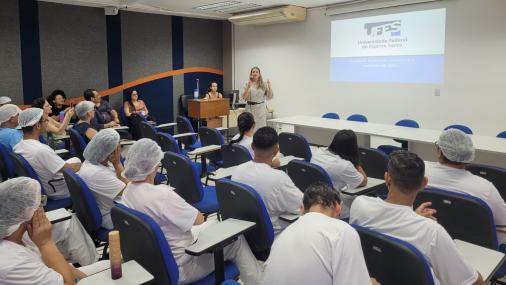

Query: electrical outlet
left=434, top=88, right=441, bottom=96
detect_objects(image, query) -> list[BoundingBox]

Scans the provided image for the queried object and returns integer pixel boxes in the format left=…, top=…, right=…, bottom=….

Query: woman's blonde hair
left=250, top=66, right=266, bottom=91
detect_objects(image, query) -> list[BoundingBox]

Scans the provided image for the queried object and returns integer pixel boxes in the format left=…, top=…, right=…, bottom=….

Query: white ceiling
left=38, top=0, right=359, bottom=19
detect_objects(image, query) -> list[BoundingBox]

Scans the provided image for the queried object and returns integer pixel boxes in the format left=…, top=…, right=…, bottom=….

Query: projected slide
left=330, top=9, right=446, bottom=84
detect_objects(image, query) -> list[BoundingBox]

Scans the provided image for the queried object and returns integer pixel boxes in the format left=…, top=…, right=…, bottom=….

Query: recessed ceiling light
left=194, top=1, right=242, bottom=10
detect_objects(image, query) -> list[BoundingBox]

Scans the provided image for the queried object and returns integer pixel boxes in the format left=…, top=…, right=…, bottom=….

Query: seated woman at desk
left=47, top=89, right=72, bottom=121
left=73, top=101, right=98, bottom=143
left=310, top=130, right=367, bottom=218
left=32, top=97, right=75, bottom=149
left=204, top=82, right=223, bottom=100
left=123, top=89, right=154, bottom=121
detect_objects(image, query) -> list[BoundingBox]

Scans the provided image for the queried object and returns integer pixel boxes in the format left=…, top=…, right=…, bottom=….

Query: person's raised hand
left=27, top=207, right=53, bottom=248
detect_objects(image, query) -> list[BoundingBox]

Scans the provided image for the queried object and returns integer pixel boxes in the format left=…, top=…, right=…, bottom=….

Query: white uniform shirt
left=121, top=182, right=198, bottom=266
left=0, top=240, right=63, bottom=285
left=231, top=133, right=254, bottom=158
left=78, top=161, right=125, bottom=229
left=262, top=212, right=371, bottom=285
left=311, top=148, right=365, bottom=217
left=425, top=161, right=506, bottom=244
left=231, top=161, right=303, bottom=235
left=13, top=139, right=69, bottom=199
left=350, top=196, right=478, bottom=285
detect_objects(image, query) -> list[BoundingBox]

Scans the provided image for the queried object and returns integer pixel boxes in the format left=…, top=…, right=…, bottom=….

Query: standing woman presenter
left=242, top=66, right=273, bottom=128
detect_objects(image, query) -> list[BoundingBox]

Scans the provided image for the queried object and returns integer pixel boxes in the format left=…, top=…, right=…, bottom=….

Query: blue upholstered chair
left=278, top=132, right=312, bottom=162
left=176, top=116, right=201, bottom=150
left=221, top=144, right=252, bottom=168
left=0, top=143, right=15, bottom=181
left=347, top=114, right=368, bottom=122
left=286, top=160, right=333, bottom=193
left=444, top=124, right=473, bottom=134
left=359, top=147, right=389, bottom=179
left=68, top=128, right=87, bottom=161
left=322, top=112, right=340, bottom=119
left=378, top=119, right=420, bottom=155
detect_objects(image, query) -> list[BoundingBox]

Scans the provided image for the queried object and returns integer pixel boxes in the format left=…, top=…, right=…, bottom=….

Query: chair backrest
left=176, top=116, right=197, bottom=147
left=140, top=121, right=157, bottom=140
left=396, top=119, right=420, bottom=128
left=0, top=144, right=15, bottom=179
left=278, top=132, right=312, bottom=162
left=444, top=124, right=473, bottom=134
left=62, top=168, right=102, bottom=234
left=466, top=164, right=506, bottom=203
left=497, top=131, right=506, bottom=138
left=155, top=133, right=182, bottom=154
left=179, top=94, right=193, bottom=116
left=359, top=147, right=389, bottom=179
left=198, top=127, right=225, bottom=163
left=9, top=152, right=39, bottom=180
left=129, top=113, right=147, bottom=140
left=216, top=179, right=274, bottom=260
left=322, top=112, right=340, bottom=119
left=118, top=106, right=128, bottom=126
left=68, top=128, right=87, bottom=161
left=414, top=187, right=498, bottom=249
left=286, top=160, right=333, bottom=192
left=353, top=225, right=435, bottom=285
left=162, top=151, right=203, bottom=204
left=221, top=144, right=252, bottom=168
left=347, top=114, right=368, bottom=122
left=111, top=204, right=179, bottom=285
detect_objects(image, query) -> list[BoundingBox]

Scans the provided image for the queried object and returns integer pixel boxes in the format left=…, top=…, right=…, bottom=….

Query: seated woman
left=310, top=130, right=367, bottom=218
left=230, top=112, right=255, bottom=158
left=47, top=90, right=71, bottom=121
left=32, top=97, right=74, bottom=149
left=123, top=89, right=154, bottom=121
left=0, top=177, right=104, bottom=284
left=73, top=101, right=98, bottom=143
left=204, top=82, right=223, bottom=100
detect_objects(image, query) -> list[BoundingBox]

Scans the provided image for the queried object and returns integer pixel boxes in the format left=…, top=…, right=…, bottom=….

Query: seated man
left=14, top=108, right=81, bottom=199
left=0, top=177, right=99, bottom=285
left=0, top=104, right=23, bottom=151
left=350, top=150, right=484, bottom=285
left=262, top=183, right=379, bottom=285
left=121, top=139, right=262, bottom=285
left=83, top=89, right=120, bottom=130
left=311, top=130, right=367, bottom=218
left=232, top=126, right=303, bottom=236
left=426, top=129, right=506, bottom=244
left=78, top=129, right=128, bottom=229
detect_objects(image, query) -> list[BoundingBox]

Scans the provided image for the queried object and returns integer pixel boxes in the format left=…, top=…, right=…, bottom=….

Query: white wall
left=233, top=0, right=506, bottom=136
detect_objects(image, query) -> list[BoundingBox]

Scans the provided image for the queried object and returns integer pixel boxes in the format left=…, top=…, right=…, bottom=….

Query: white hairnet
left=0, top=177, right=41, bottom=238
left=0, top=104, right=21, bottom=124
left=0, top=96, right=12, bottom=105
left=123, top=138, right=163, bottom=181
left=75, top=101, right=95, bottom=119
left=18, top=108, right=43, bottom=128
left=437, top=129, right=475, bottom=163
left=83, top=129, right=120, bottom=164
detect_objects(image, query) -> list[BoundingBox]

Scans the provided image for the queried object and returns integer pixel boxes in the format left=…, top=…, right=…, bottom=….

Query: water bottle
left=58, top=111, right=65, bottom=122
left=194, top=78, right=199, bottom=99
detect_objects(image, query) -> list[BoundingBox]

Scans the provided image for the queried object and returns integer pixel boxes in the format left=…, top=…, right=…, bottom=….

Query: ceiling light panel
left=194, top=1, right=241, bottom=10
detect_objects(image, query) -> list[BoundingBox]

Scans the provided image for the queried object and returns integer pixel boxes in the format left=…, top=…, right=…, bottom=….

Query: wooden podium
left=188, top=98, right=230, bottom=128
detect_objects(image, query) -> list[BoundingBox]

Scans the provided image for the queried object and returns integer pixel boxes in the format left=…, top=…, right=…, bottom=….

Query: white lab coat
left=262, top=212, right=371, bottom=285
left=121, top=182, right=263, bottom=285
left=232, top=161, right=303, bottom=236
left=350, top=196, right=478, bottom=285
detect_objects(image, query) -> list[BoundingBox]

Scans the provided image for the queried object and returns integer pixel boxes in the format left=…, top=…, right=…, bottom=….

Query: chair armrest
left=188, top=145, right=221, bottom=156
left=156, top=122, right=177, bottom=128
left=48, top=178, right=65, bottom=193
left=279, top=213, right=300, bottom=223
left=185, top=219, right=255, bottom=256
left=173, top=132, right=197, bottom=139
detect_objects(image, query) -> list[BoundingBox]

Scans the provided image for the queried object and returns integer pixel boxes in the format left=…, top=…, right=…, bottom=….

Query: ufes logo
left=364, top=20, right=401, bottom=37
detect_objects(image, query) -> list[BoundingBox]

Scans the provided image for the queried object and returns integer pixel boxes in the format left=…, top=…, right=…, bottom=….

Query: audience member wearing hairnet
left=75, top=101, right=95, bottom=119
left=0, top=104, right=21, bottom=124
left=436, top=129, right=475, bottom=163
left=83, top=129, right=120, bottom=164
left=18, top=108, right=44, bottom=128
left=123, top=138, right=163, bottom=181
left=0, top=96, right=12, bottom=105
left=0, top=177, right=41, bottom=239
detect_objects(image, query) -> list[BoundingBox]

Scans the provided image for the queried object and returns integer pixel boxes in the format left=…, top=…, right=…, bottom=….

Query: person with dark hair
left=230, top=112, right=256, bottom=157
left=262, top=182, right=379, bottom=285
left=204, top=82, right=223, bottom=100
left=311, top=130, right=367, bottom=218
left=32, top=97, right=74, bottom=148
left=426, top=129, right=506, bottom=244
left=83, top=89, right=120, bottom=130
left=123, top=89, right=149, bottom=118
left=350, top=150, right=484, bottom=285
left=232, top=126, right=303, bottom=236
left=47, top=89, right=70, bottom=120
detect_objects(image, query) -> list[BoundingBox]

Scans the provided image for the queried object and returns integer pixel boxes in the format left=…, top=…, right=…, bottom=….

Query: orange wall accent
left=19, top=67, right=224, bottom=109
